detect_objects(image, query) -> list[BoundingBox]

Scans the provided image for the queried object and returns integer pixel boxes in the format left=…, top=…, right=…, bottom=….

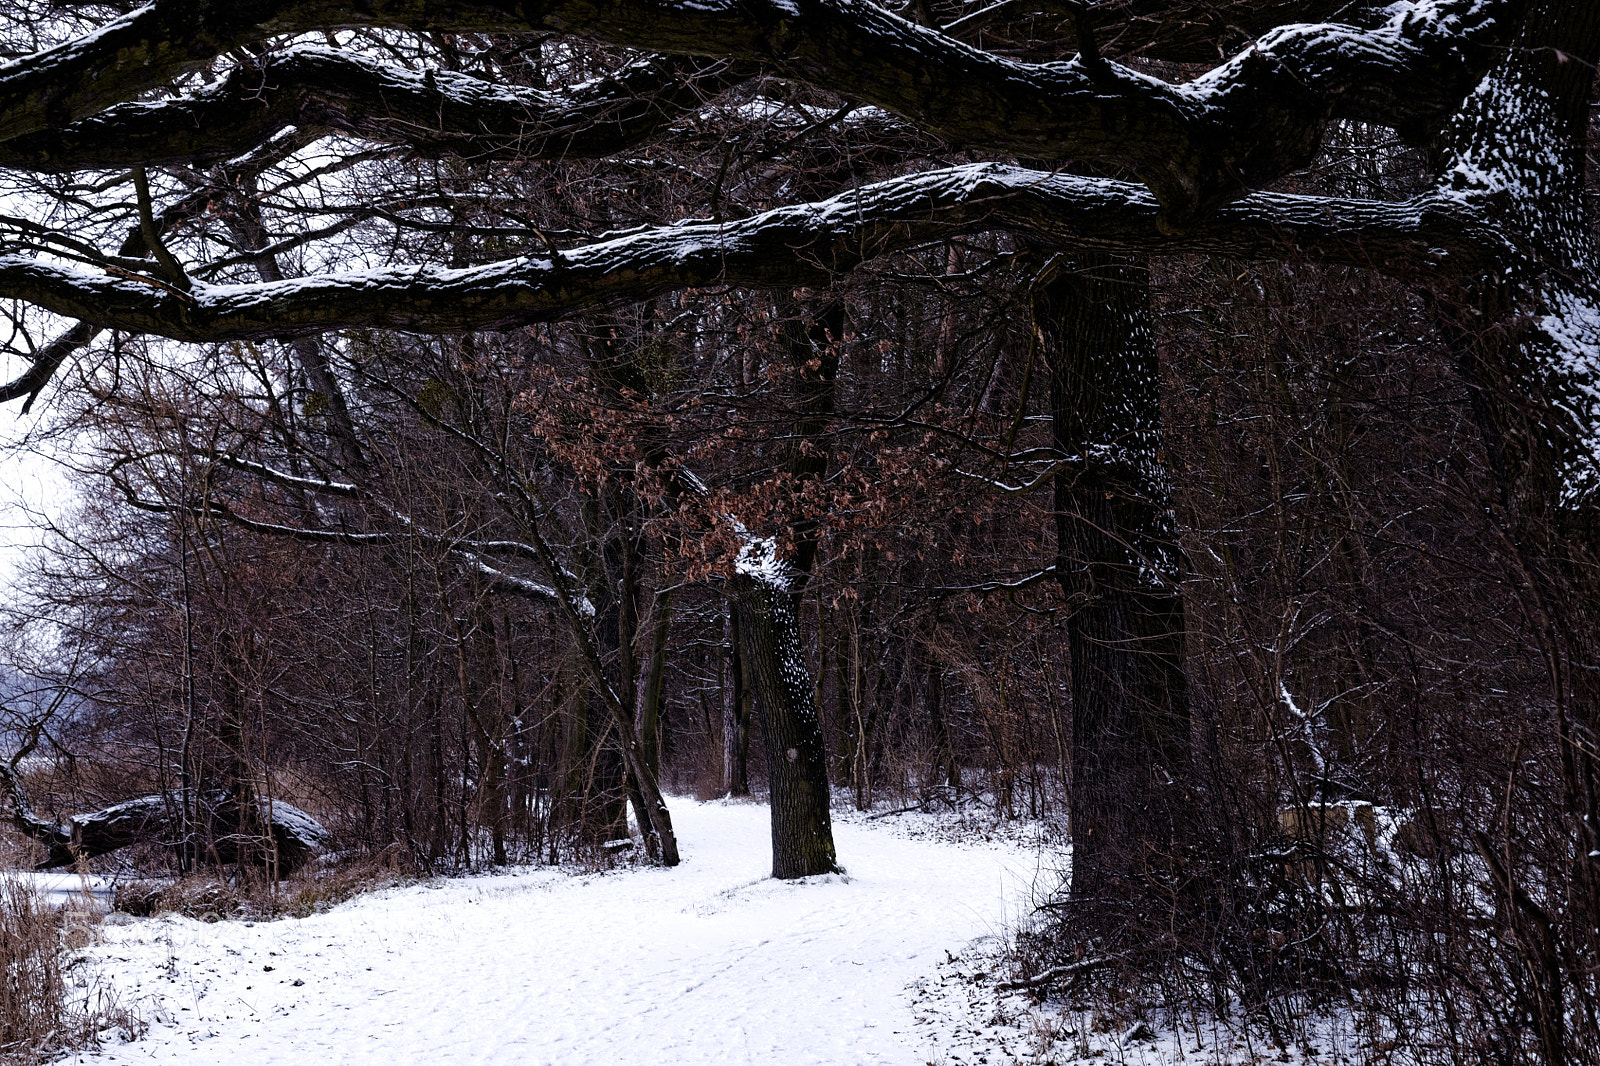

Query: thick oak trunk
left=1429, top=7, right=1600, bottom=1061
left=732, top=548, right=839, bottom=879
left=1037, top=254, right=1190, bottom=908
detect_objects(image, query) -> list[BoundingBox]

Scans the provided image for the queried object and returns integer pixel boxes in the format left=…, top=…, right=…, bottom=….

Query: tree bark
left=0, top=164, right=1513, bottom=346
left=1036, top=253, right=1190, bottom=909
left=0, top=50, right=744, bottom=172
left=1427, top=7, right=1600, bottom=1060
left=731, top=541, right=840, bottom=879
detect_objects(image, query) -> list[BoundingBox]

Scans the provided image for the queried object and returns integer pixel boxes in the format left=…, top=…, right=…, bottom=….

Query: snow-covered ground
left=57, top=797, right=1055, bottom=1066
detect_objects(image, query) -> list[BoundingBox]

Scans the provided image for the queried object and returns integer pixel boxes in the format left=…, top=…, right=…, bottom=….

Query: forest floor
left=41, top=796, right=1053, bottom=1065
left=33, top=798, right=1354, bottom=1065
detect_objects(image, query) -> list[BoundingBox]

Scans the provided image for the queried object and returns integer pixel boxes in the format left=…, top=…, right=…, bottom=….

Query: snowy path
left=68, top=798, right=1044, bottom=1066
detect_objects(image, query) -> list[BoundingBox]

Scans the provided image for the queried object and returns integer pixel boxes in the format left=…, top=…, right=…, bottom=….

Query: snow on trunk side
left=731, top=531, right=840, bottom=879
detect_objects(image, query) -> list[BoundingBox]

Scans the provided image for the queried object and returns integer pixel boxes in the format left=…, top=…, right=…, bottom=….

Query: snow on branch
left=0, top=164, right=1496, bottom=344
left=454, top=550, right=577, bottom=610
left=734, top=530, right=793, bottom=594
left=0, top=0, right=1517, bottom=223
left=206, top=453, right=360, bottom=497
left=0, top=48, right=746, bottom=172
left=924, top=566, right=1059, bottom=597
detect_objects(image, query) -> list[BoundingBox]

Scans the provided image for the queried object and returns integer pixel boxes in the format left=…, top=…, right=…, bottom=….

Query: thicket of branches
left=0, top=0, right=1597, bottom=1061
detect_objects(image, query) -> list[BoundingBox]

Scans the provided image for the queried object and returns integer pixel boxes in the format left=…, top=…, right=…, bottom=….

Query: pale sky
left=0, top=354, right=75, bottom=593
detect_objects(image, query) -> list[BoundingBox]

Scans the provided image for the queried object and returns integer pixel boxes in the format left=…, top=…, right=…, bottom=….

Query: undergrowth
left=993, top=811, right=1600, bottom=1066
left=0, top=875, right=138, bottom=1066
left=111, top=848, right=415, bottom=922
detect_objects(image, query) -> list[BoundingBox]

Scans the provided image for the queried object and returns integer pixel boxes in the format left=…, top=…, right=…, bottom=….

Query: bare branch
left=0, top=48, right=747, bottom=172
left=0, top=164, right=1496, bottom=344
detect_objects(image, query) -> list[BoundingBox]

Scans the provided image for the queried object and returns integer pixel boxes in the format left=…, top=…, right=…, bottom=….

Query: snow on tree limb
left=0, top=0, right=1516, bottom=222
left=0, top=164, right=1500, bottom=343
left=0, top=48, right=746, bottom=172
left=733, top=529, right=792, bottom=594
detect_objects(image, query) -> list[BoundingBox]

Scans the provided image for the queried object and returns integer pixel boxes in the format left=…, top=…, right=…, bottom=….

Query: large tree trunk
left=731, top=538, right=839, bottom=879
left=1433, top=8, right=1600, bottom=1062
left=1036, top=253, right=1190, bottom=909
left=630, top=589, right=674, bottom=860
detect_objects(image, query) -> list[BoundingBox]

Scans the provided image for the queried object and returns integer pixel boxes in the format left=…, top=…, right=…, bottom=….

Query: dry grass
left=0, top=875, right=138, bottom=1066
left=0, top=876, right=67, bottom=1065
left=112, top=847, right=414, bottom=922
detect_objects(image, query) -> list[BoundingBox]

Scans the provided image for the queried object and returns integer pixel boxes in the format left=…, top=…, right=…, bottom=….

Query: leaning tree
left=0, top=0, right=1597, bottom=1010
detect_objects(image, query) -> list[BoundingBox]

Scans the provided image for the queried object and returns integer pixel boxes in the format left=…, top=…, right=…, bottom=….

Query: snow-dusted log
left=0, top=49, right=744, bottom=172
left=2, top=760, right=329, bottom=874
left=30, top=793, right=330, bottom=874
left=0, top=0, right=1515, bottom=223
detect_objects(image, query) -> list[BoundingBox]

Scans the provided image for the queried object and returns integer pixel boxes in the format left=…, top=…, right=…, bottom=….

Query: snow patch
left=734, top=530, right=790, bottom=591
left=65, top=797, right=1036, bottom=1066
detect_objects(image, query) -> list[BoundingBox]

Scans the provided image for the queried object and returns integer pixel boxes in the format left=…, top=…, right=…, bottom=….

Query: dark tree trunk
left=722, top=605, right=752, bottom=796
left=784, top=300, right=843, bottom=576
left=576, top=321, right=684, bottom=862
left=1036, top=253, right=1191, bottom=908
left=716, top=298, right=845, bottom=874
left=732, top=557, right=839, bottom=879
left=627, top=589, right=673, bottom=860
left=1430, top=10, right=1600, bottom=1061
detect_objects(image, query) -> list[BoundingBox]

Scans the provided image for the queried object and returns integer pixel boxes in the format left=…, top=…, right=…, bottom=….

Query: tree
left=1034, top=252, right=1189, bottom=911
left=2, top=1, right=1600, bottom=1044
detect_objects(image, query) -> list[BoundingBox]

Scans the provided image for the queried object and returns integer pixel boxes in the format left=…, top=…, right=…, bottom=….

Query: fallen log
left=1, top=760, right=328, bottom=874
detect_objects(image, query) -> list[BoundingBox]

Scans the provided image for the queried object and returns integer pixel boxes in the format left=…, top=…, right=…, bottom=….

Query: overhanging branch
left=0, top=164, right=1498, bottom=343
left=0, top=0, right=1521, bottom=223
left=0, top=48, right=747, bottom=172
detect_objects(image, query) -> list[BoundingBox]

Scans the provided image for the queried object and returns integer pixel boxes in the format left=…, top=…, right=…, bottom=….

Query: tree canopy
left=2, top=1, right=1600, bottom=1060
